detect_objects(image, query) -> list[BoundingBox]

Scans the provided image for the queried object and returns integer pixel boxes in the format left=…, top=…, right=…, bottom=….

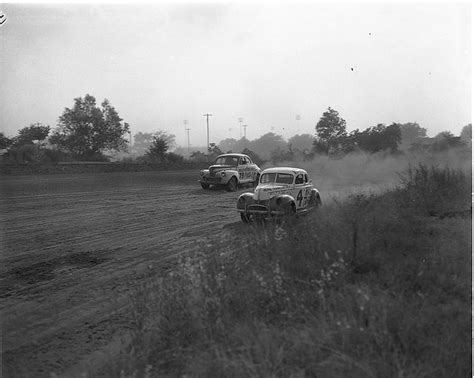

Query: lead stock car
left=237, top=167, right=322, bottom=223
left=199, top=153, right=261, bottom=192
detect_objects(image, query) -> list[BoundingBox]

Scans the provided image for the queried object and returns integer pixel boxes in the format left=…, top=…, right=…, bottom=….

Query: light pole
left=185, top=127, right=191, bottom=154
left=238, top=117, right=243, bottom=138
left=183, top=120, right=188, bottom=148
left=243, top=125, right=248, bottom=139
left=296, top=115, right=301, bottom=135
left=203, top=113, right=213, bottom=155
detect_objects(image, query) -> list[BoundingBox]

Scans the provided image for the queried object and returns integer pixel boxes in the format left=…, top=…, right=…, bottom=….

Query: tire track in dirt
left=1, top=171, right=247, bottom=377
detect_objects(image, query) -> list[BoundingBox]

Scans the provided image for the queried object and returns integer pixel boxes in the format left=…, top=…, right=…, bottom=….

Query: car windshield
left=260, top=172, right=294, bottom=184
left=215, top=156, right=238, bottom=166
left=276, top=173, right=294, bottom=184
left=260, top=173, right=276, bottom=183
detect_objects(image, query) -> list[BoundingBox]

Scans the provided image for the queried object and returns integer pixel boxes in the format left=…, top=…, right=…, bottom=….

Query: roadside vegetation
left=105, top=162, right=471, bottom=377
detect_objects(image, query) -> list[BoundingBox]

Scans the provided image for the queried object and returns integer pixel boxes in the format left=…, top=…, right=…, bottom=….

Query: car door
left=294, top=173, right=312, bottom=209
left=244, top=157, right=257, bottom=181
left=237, top=157, right=250, bottom=183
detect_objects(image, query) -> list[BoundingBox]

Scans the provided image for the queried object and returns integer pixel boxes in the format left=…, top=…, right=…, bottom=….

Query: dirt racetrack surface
left=1, top=170, right=250, bottom=377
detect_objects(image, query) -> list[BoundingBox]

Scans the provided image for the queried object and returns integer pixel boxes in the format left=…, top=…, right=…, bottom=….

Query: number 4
left=297, top=190, right=303, bottom=206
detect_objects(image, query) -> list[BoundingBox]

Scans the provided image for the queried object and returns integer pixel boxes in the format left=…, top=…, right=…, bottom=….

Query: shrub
left=112, top=164, right=471, bottom=377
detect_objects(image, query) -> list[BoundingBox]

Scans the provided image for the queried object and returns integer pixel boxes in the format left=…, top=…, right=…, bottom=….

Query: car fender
left=310, top=188, right=322, bottom=206
left=237, top=192, right=254, bottom=210
left=224, top=170, right=240, bottom=183
left=218, top=169, right=238, bottom=184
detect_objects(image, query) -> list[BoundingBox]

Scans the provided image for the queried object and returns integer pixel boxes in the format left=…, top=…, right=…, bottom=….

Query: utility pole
left=203, top=113, right=213, bottom=154
left=185, top=127, right=191, bottom=153
left=183, top=120, right=188, bottom=148
left=238, top=117, right=243, bottom=138
left=243, top=124, right=248, bottom=139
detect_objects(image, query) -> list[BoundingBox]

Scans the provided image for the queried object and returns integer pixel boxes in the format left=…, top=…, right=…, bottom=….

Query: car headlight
left=220, top=171, right=226, bottom=177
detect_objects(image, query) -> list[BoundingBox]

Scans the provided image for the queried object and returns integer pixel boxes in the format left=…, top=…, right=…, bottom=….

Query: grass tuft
left=110, top=163, right=471, bottom=377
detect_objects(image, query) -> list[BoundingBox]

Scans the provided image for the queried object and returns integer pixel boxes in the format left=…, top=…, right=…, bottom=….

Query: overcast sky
left=1, top=2, right=471, bottom=147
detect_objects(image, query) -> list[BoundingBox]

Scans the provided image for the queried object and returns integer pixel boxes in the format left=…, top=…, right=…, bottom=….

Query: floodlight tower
left=238, top=117, right=243, bottom=138
left=243, top=125, right=248, bottom=139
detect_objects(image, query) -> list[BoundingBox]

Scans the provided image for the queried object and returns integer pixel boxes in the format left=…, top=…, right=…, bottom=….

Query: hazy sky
left=1, top=2, right=471, bottom=147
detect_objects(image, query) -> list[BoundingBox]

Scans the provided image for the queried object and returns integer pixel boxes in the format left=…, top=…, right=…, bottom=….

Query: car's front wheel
left=201, top=183, right=210, bottom=190
left=227, top=177, right=238, bottom=192
left=241, top=212, right=251, bottom=223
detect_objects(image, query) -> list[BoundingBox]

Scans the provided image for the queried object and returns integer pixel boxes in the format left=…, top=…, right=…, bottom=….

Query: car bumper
left=200, top=176, right=223, bottom=184
left=237, top=204, right=286, bottom=216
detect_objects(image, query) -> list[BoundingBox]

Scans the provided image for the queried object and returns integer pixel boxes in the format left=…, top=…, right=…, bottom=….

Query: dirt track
left=1, top=170, right=248, bottom=377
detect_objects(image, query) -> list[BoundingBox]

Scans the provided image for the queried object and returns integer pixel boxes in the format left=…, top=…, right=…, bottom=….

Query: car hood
left=208, top=164, right=236, bottom=175
left=254, top=184, right=291, bottom=201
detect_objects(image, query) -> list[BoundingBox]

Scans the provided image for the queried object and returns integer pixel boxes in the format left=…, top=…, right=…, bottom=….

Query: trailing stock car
left=237, top=167, right=321, bottom=222
left=199, top=153, right=261, bottom=191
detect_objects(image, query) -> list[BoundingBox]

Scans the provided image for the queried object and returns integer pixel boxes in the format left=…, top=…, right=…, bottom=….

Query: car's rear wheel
left=308, top=192, right=322, bottom=207
left=227, top=177, right=238, bottom=192
left=201, top=183, right=210, bottom=190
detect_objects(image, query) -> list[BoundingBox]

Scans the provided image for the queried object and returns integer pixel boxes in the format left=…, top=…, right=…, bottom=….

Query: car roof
left=261, top=167, right=308, bottom=175
left=216, top=153, right=248, bottom=158
left=218, top=152, right=248, bottom=157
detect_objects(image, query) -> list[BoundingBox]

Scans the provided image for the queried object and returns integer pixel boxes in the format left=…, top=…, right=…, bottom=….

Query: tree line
left=1, top=94, right=471, bottom=165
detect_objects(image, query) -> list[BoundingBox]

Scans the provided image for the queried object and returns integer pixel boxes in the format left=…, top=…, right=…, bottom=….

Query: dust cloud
left=267, top=148, right=471, bottom=200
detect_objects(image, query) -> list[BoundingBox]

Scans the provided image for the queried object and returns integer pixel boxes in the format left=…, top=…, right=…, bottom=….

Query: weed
left=113, top=163, right=471, bottom=377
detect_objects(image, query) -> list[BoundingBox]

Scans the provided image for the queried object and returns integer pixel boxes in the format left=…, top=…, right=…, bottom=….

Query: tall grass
left=110, top=163, right=471, bottom=377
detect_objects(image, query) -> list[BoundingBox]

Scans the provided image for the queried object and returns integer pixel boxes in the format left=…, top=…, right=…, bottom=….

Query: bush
left=110, top=164, right=471, bottom=377
left=400, top=164, right=471, bottom=215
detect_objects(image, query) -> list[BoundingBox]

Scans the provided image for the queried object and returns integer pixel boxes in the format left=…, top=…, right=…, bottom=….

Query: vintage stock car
left=237, top=167, right=322, bottom=222
left=199, top=153, right=261, bottom=191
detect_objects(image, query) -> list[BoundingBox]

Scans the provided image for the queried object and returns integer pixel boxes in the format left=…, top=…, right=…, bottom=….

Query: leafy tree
left=314, top=107, right=347, bottom=154
left=190, top=151, right=208, bottom=162
left=431, top=131, right=463, bottom=151
left=241, top=148, right=264, bottom=166
left=208, top=143, right=223, bottom=161
left=14, top=123, right=50, bottom=146
left=50, top=94, right=130, bottom=160
left=133, top=131, right=175, bottom=156
left=248, top=132, right=287, bottom=160
left=288, top=134, right=314, bottom=153
left=218, top=138, right=238, bottom=154
left=460, top=124, right=471, bottom=148
left=4, top=124, right=53, bottom=163
left=231, top=137, right=251, bottom=155
left=350, top=123, right=401, bottom=153
left=166, top=152, right=184, bottom=164
left=270, top=146, right=294, bottom=164
left=399, top=122, right=427, bottom=150
left=0, top=132, right=13, bottom=150
left=146, top=135, right=169, bottom=162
